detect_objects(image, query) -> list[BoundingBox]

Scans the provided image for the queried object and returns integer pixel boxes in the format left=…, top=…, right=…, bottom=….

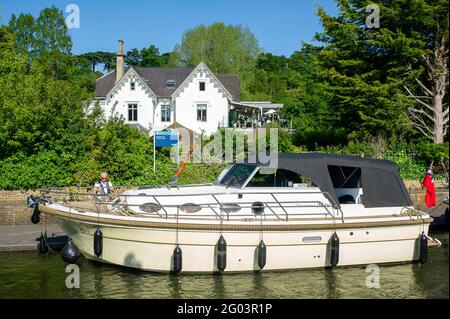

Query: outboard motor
left=216, top=235, right=227, bottom=272
left=329, top=232, right=340, bottom=267
left=257, top=240, right=267, bottom=270
left=37, top=231, right=49, bottom=254
left=61, top=239, right=80, bottom=263
left=93, top=228, right=103, bottom=258
left=419, top=231, right=428, bottom=264
left=172, top=245, right=182, bottom=274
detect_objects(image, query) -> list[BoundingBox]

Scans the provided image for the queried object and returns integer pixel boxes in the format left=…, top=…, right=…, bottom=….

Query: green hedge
left=316, top=139, right=449, bottom=180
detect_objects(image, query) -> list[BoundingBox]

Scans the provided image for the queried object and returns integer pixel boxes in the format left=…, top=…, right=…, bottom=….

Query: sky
left=0, top=0, right=338, bottom=57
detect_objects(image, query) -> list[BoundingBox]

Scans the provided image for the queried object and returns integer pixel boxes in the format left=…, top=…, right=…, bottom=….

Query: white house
left=94, top=41, right=283, bottom=136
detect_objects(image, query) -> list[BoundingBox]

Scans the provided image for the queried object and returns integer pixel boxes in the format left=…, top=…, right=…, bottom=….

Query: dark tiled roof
left=217, top=74, right=240, bottom=102
left=95, top=71, right=117, bottom=97
left=95, top=66, right=240, bottom=101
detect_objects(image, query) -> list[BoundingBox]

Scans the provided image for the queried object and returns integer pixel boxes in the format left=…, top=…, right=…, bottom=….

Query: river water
left=0, top=231, right=448, bottom=299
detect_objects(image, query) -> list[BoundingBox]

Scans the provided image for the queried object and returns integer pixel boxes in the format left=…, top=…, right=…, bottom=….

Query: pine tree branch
left=409, top=106, right=434, bottom=122
left=414, top=77, right=434, bottom=97
left=403, top=85, right=436, bottom=112
left=403, top=84, right=433, bottom=99
left=406, top=109, right=433, bottom=135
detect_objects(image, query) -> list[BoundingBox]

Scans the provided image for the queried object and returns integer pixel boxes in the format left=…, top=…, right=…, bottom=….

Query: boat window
left=328, top=165, right=361, bottom=188
left=328, top=165, right=362, bottom=204
left=247, top=169, right=303, bottom=187
left=217, top=164, right=257, bottom=188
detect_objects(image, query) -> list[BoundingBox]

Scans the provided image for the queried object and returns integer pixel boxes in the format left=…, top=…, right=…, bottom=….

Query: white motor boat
left=34, top=153, right=438, bottom=273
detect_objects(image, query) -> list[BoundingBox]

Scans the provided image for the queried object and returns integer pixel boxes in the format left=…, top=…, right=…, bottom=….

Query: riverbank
left=0, top=224, right=63, bottom=252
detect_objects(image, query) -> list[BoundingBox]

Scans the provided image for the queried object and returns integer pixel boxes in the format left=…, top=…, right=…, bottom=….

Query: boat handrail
left=49, top=201, right=339, bottom=222
left=269, top=193, right=289, bottom=221
left=42, top=188, right=342, bottom=222
left=44, top=188, right=338, bottom=201
left=211, top=194, right=230, bottom=221
left=41, top=183, right=214, bottom=191
left=61, top=203, right=340, bottom=220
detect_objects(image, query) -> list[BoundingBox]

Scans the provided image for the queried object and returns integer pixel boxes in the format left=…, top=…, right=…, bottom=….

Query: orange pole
left=171, top=140, right=195, bottom=181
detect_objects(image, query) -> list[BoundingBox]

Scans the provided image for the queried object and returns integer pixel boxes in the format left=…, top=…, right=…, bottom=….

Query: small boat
left=33, top=153, right=439, bottom=273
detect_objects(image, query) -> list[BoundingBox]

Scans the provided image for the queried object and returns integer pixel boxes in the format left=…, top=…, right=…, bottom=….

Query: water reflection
left=324, top=269, right=340, bottom=299
left=168, top=275, right=182, bottom=299
left=0, top=232, right=448, bottom=299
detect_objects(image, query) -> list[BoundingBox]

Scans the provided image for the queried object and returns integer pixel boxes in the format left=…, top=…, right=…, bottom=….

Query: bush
left=382, top=149, right=424, bottom=180
left=0, top=151, right=83, bottom=189
left=293, top=127, right=348, bottom=150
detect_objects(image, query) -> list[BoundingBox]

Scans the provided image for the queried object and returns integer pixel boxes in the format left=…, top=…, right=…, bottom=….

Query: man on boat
left=95, top=172, right=114, bottom=195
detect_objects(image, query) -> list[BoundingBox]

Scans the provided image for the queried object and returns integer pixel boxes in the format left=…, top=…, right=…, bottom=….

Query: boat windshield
left=216, top=164, right=258, bottom=188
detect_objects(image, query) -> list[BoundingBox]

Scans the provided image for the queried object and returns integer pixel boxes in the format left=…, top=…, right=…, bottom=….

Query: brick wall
left=0, top=183, right=448, bottom=225
left=0, top=188, right=130, bottom=226
left=0, top=190, right=41, bottom=225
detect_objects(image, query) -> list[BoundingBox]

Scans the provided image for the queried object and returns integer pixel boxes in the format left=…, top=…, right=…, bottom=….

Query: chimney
left=115, top=40, right=125, bottom=83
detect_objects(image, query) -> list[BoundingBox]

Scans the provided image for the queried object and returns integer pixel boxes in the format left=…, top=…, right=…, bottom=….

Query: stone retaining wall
left=0, top=191, right=35, bottom=225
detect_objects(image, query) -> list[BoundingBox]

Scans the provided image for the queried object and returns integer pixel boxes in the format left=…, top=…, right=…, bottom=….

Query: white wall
left=104, top=71, right=155, bottom=130
left=152, top=98, right=174, bottom=132
left=174, top=71, right=229, bottom=135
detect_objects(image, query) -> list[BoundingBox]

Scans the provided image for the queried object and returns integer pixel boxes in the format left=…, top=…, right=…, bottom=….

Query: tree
left=0, top=28, right=90, bottom=158
left=173, top=23, right=261, bottom=95
left=6, top=13, right=35, bottom=55
left=126, top=48, right=141, bottom=66
left=316, top=0, right=448, bottom=143
left=140, top=45, right=164, bottom=67
left=401, top=0, right=448, bottom=143
left=33, top=6, right=72, bottom=55
left=78, top=51, right=116, bottom=72
left=7, top=6, right=73, bottom=77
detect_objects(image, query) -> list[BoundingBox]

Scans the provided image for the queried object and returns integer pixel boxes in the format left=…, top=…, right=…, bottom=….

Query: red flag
left=422, top=165, right=436, bottom=208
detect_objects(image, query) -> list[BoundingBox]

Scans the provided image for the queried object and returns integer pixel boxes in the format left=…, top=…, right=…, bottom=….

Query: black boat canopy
left=239, top=153, right=413, bottom=208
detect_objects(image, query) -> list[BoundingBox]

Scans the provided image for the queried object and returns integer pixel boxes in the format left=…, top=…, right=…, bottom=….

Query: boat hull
left=54, top=215, right=430, bottom=273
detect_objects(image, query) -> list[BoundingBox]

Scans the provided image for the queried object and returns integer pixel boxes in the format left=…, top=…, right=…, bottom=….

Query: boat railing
left=41, top=188, right=344, bottom=222
left=42, top=183, right=214, bottom=192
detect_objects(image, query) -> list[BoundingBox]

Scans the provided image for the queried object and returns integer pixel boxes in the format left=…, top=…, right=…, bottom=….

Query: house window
left=161, top=105, right=171, bottom=122
left=166, top=80, right=176, bottom=88
left=197, top=104, right=207, bottom=122
left=130, top=82, right=135, bottom=90
left=128, top=104, right=138, bottom=122
left=199, top=82, right=205, bottom=91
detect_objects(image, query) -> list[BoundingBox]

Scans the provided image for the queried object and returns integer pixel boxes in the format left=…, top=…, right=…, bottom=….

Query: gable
left=95, top=65, right=240, bottom=101
left=107, top=68, right=156, bottom=100
left=171, top=62, right=234, bottom=100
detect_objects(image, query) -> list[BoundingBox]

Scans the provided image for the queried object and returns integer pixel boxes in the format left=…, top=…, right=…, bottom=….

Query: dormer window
left=199, top=81, right=205, bottom=91
left=166, top=80, right=176, bottom=88
left=130, top=82, right=135, bottom=90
